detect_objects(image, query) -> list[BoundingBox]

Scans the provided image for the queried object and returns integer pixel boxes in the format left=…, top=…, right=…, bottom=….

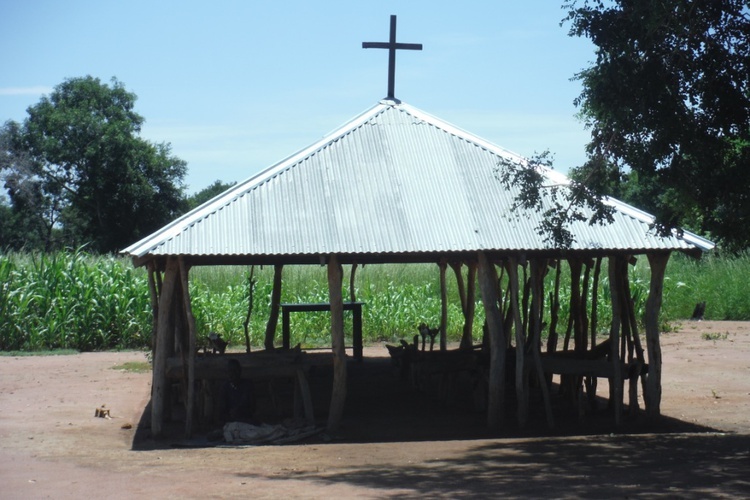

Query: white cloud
left=0, top=86, right=53, bottom=96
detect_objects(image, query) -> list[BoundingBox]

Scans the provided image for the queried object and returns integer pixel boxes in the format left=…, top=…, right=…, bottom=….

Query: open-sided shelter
left=122, top=96, right=713, bottom=438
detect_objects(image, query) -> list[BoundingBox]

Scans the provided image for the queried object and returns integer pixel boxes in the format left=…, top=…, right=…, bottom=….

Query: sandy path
left=1, top=321, right=748, bottom=498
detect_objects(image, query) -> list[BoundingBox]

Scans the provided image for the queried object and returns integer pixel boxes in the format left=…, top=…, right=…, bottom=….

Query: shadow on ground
left=133, top=355, right=724, bottom=449
left=250, top=433, right=750, bottom=498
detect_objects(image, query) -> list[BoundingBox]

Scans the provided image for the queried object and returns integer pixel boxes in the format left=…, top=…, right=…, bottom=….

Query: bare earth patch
left=1, top=321, right=748, bottom=498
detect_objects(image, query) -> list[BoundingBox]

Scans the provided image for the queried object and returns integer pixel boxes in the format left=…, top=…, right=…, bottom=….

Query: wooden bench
left=166, top=351, right=315, bottom=425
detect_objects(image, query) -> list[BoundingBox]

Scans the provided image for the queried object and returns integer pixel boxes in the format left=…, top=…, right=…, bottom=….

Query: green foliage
left=564, top=0, right=750, bottom=251
left=659, top=252, right=750, bottom=321
left=496, top=151, right=614, bottom=248
left=188, top=264, right=476, bottom=349
left=0, top=249, right=152, bottom=351
left=186, top=180, right=237, bottom=210
left=3, top=251, right=750, bottom=353
left=2, top=76, right=188, bottom=253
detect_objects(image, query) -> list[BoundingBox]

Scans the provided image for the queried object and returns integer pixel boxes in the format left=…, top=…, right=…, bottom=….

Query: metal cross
left=362, top=15, right=423, bottom=100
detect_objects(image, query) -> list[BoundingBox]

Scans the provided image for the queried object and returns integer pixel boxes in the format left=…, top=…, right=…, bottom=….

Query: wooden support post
left=296, top=368, right=315, bottom=425
left=506, top=257, right=528, bottom=427
left=439, top=260, right=448, bottom=351
left=608, top=256, right=624, bottom=425
left=178, top=257, right=197, bottom=438
left=477, top=252, right=506, bottom=431
left=327, top=254, right=347, bottom=433
left=645, top=251, right=670, bottom=417
left=586, top=257, right=603, bottom=406
left=590, top=257, right=602, bottom=350
left=453, top=261, right=477, bottom=350
left=151, top=257, right=179, bottom=439
left=464, top=262, right=477, bottom=349
left=264, top=264, right=283, bottom=350
left=243, top=266, right=256, bottom=353
left=547, top=261, right=562, bottom=354
left=349, top=263, right=358, bottom=302
left=530, top=259, right=555, bottom=428
left=147, top=262, right=160, bottom=358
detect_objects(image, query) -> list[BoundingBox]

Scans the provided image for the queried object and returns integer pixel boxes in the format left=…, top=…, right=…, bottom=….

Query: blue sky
left=1, top=1, right=596, bottom=194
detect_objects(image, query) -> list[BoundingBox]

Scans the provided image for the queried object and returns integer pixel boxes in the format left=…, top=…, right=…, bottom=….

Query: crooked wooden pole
left=439, top=260, right=448, bottom=351
left=608, top=256, right=624, bottom=425
left=453, top=261, right=477, bottom=350
left=151, top=256, right=179, bottom=439
left=477, top=252, right=506, bottom=431
left=327, top=254, right=347, bottom=432
left=264, top=264, right=283, bottom=350
left=506, top=257, right=528, bottom=427
left=547, top=261, right=562, bottom=354
left=147, top=262, right=160, bottom=358
left=349, top=263, right=358, bottom=302
left=178, top=257, right=197, bottom=438
left=243, top=266, right=256, bottom=353
left=530, top=259, right=555, bottom=428
left=645, top=251, right=670, bottom=417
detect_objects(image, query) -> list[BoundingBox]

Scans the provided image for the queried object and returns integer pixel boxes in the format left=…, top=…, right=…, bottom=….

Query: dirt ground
left=1, top=321, right=748, bottom=499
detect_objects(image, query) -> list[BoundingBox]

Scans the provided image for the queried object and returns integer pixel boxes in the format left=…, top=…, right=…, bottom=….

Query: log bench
left=166, top=351, right=315, bottom=426
left=538, top=340, right=648, bottom=418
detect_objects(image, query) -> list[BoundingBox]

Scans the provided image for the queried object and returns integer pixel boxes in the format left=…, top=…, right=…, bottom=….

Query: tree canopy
left=564, top=0, right=750, bottom=251
left=186, top=180, right=237, bottom=211
left=1, top=76, right=188, bottom=252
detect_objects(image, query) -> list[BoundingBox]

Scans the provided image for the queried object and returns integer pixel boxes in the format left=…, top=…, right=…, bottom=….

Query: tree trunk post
left=264, top=264, right=283, bottom=350
left=463, top=262, right=477, bottom=350
left=327, top=254, right=347, bottom=433
left=439, top=260, right=448, bottom=351
left=151, top=256, right=179, bottom=439
left=645, top=251, right=670, bottom=416
left=349, top=263, right=358, bottom=302
left=477, top=252, right=506, bottom=431
left=530, top=258, right=555, bottom=428
left=608, top=256, right=624, bottom=425
left=178, top=257, right=197, bottom=438
left=506, top=257, right=528, bottom=427
left=147, top=262, right=160, bottom=359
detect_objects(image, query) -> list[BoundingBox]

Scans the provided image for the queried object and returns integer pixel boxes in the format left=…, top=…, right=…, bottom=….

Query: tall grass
left=660, top=252, right=750, bottom=321
left=189, top=264, right=472, bottom=349
left=1, top=250, right=749, bottom=352
left=0, top=249, right=151, bottom=351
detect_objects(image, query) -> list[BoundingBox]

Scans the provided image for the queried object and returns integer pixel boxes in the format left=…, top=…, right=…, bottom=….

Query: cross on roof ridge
left=362, top=15, right=423, bottom=100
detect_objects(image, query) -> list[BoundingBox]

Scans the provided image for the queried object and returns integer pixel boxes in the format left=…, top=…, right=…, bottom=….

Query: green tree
left=1, top=120, right=59, bottom=250
left=6, top=76, right=187, bottom=252
left=186, top=180, right=237, bottom=211
left=564, top=0, right=750, bottom=251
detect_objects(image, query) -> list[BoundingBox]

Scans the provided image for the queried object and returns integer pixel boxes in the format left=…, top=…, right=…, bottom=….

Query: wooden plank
left=279, top=302, right=364, bottom=361
left=280, top=302, right=364, bottom=312
left=165, top=352, right=308, bottom=380
left=296, top=367, right=315, bottom=425
left=540, top=356, right=615, bottom=378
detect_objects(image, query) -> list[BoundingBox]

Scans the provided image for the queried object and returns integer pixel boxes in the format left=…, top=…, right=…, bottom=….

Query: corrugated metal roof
left=122, top=100, right=714, bottom=263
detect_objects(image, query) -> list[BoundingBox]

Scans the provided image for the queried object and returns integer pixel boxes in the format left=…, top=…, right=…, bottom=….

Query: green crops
left=0, top=249, right=151, bottom=351
left=2, top=250, right=748, bottom=352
